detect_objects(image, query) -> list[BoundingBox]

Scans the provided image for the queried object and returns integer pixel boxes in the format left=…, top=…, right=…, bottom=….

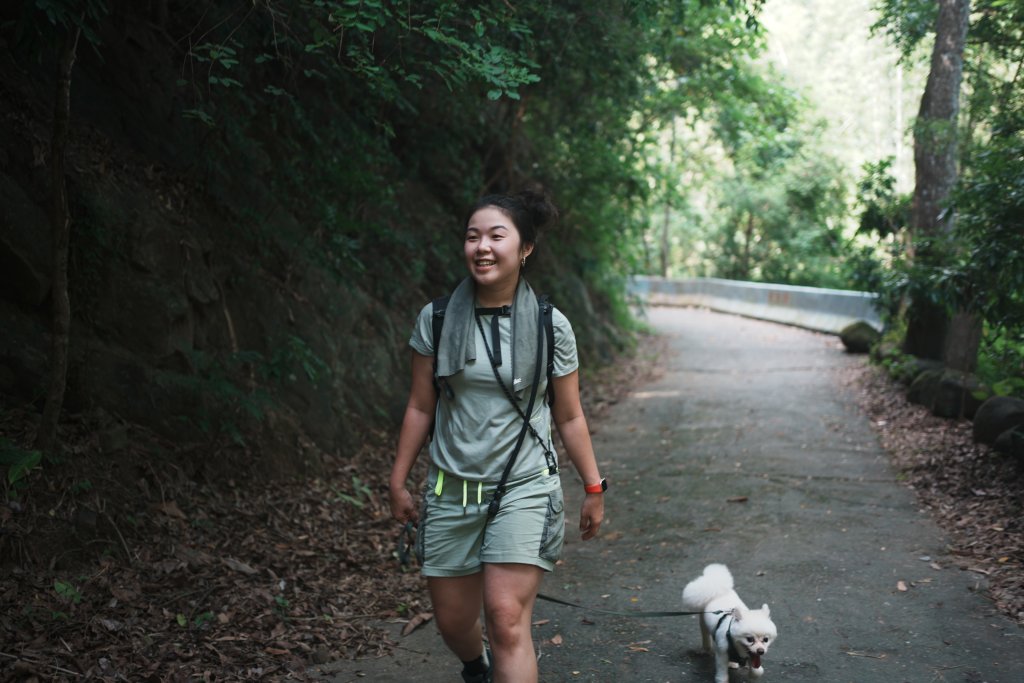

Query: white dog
left=682, top=564, right=777, bottom=683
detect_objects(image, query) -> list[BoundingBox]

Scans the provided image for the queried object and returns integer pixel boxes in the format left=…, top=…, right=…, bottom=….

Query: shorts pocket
left=539, top=486, right=565, bottom=563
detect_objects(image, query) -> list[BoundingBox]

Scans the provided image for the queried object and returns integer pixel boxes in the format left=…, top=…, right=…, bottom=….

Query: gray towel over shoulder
left=435, top=277, right=543, bottom=394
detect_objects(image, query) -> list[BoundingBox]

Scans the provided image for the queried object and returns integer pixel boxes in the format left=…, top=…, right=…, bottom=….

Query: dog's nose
left=756, top=648, right=765, bottom=655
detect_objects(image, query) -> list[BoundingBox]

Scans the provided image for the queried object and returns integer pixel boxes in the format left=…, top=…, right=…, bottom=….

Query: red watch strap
left=584, top=479, right=605, bottom=494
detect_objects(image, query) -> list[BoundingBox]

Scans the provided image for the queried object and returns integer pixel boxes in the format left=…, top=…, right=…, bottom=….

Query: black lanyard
left=475, top=307, right=557, bottom=517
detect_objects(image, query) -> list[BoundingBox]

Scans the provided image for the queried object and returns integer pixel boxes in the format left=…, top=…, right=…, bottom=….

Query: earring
left=521, top=257, right=527, bottom=267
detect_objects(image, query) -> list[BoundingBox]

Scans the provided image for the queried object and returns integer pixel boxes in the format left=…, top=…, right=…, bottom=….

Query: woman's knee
left=429, top=575, right=483, bottom=638
left=434, top=597, right=482, bottom=638
left=485, top=598, right=530, bottom=645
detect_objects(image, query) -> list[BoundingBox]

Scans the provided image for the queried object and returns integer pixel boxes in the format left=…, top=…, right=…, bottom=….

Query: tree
left=33, top=6, right=92, bottom=453
left=902, top=0, right=974, bottom=368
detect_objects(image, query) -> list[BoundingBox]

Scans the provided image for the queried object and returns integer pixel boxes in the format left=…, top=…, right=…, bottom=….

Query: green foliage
left=10, top=0, right=862, bottom=452
left=272, top=594, right=290, bottom=620
left=856, top=158, right=910, bottom=239
left=0, top=438, right=43, bottom=496
left=333, top=476, right=373, bottom=509
left=156, top=350, right=270, bottom=445
left=192, top=611, right=216, bottom=628
left=265, top=335, right=330, bottom=386
left=861, top=0, right=1024, bottom=389
left=705, top=117, right=850, bottom=286
left=954, top=113, right=1024, bottom=330
left=871, top=0, right=937, bottom=62
left=635, top=3, right=859, bottom=289
left=8, top=0, right=109, bottom=52
left=976, top=326, right=1024, bottom=397
left=53, top=579, right=82, bottom=605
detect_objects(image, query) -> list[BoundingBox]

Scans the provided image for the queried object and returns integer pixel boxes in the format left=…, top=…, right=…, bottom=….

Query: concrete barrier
left=628, top=275, right=883, bottom=335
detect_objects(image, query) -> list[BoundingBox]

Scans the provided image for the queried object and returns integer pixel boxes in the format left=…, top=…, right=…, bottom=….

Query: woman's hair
left=464, top=185, right=559, bottom=245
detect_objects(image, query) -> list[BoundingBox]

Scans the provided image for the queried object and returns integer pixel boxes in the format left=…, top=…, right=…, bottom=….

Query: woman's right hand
left=389, top=486, right=418, bottom=524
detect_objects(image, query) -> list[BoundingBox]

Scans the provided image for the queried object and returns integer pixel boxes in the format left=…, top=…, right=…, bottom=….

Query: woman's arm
left=551, top=369, right=604, bottom=540
left=388, top=351, right=437, bottom=523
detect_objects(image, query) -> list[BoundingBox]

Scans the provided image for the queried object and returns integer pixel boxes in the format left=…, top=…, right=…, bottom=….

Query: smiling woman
left=388, top=187, right=606, bottom=683
left=464, top=207, right=533, bottom=304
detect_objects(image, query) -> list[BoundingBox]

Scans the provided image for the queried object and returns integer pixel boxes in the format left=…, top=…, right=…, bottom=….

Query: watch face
left=601, top=478, right=608, bottom=491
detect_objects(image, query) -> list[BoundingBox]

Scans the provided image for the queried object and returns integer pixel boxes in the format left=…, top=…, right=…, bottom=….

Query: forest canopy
left=1, top=0, right=1022, bottom=469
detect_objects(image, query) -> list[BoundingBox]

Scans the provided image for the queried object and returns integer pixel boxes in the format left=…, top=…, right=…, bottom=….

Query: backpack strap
left=430, top=295, right=453, bottom=402
left=539, top=295, right=556, bottom=405
left=428, top=295, right=451, bottom=442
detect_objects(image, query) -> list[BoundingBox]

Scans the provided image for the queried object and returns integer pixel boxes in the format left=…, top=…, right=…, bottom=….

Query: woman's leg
left=483, top=563, right=545, bottom=683
left=427, top=573, right=486, bottom=661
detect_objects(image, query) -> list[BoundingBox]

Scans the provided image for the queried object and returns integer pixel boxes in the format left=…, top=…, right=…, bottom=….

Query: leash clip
left=487, top=488, right=505, bottom=518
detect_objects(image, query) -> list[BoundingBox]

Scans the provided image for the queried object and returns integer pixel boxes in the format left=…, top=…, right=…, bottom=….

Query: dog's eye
left=763, top=638, right=770, bottom=644
left=746, top=637, right=755, bottom=644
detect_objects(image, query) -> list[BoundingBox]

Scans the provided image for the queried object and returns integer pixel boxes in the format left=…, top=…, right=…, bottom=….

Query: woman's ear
left=522, top=242, right=535, bottom=259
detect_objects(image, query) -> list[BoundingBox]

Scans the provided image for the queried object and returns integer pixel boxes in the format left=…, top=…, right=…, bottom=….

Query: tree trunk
left=903, top=0, right=971, bottom=363
left=35, top=24, right=82, bottom=454
left=943, top=310, right=983, bottom=371
left=660, top=121, right=676, bottom=278
left=739, top=211, right=755, bottom=280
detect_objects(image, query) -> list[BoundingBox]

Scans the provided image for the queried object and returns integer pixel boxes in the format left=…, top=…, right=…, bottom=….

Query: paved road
left=319, top=306, right=1023, bottom=683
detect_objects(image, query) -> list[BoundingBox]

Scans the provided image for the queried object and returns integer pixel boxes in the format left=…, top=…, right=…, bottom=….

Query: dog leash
left=397, top=525, right=727, bottom=619
left=536, top=593, right=730, bottom=619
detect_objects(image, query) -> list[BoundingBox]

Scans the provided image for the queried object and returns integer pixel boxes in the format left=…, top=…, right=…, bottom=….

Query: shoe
left=460, top=669, right=491, bottom=683
left=460, top=645, right=492, bottom=683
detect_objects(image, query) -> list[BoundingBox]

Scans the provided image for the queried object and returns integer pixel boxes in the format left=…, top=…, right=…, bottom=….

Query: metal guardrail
left=628, top=276, right=883, bottom=335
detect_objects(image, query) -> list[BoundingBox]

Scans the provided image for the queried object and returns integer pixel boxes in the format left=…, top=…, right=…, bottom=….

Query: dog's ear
left=761, top=603, right=770, bottom=617
left=732, top=605, right=745, bottom=621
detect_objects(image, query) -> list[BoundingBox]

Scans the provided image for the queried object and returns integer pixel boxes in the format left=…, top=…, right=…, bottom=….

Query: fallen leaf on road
left=222, top=557, right=258, bottom=575
left=896, top=581, right=908, bottom=591
left=727, top=496, right=748, bottom=503
left=401, top=612, right=433, bottom=636
left=156, top=501, right=187, bottom=519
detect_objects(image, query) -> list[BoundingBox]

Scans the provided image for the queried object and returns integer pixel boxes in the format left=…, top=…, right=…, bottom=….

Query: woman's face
left=464, top=206, right=534, bottom=291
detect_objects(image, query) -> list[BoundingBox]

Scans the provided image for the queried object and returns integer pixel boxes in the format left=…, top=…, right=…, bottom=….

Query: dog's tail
left=682, top=563, right=734, bottom=609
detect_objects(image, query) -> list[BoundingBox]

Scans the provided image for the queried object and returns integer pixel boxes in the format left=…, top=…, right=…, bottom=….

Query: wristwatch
left=584, top=478, right=608, bottom=494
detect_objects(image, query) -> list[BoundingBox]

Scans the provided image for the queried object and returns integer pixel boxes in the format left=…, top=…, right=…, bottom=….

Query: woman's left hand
left=579, top=493, right=604, bottom=540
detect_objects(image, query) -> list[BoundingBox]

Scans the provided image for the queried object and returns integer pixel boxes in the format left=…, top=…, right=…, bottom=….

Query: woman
left=389, top=187, right=605, bottom=683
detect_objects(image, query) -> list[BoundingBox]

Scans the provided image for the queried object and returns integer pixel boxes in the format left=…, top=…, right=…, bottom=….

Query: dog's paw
left=749, top=665, right=765, bottom=678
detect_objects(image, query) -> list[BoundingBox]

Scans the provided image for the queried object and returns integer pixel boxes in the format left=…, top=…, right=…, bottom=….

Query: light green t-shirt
left=409, top=303, right=579, bottom=482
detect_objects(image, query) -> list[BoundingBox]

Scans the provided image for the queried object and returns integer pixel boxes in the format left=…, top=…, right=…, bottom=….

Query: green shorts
left=415, top=466, right=565, bottom=577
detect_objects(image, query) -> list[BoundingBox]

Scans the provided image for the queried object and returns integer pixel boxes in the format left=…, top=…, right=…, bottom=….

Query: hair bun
left=465, top=184, right=559, bottom=244
left=514, top=184, right=559, bottom=231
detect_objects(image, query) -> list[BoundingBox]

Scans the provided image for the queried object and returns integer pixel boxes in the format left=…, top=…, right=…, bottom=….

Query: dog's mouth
left=750, top=654, right=761, bottom=669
